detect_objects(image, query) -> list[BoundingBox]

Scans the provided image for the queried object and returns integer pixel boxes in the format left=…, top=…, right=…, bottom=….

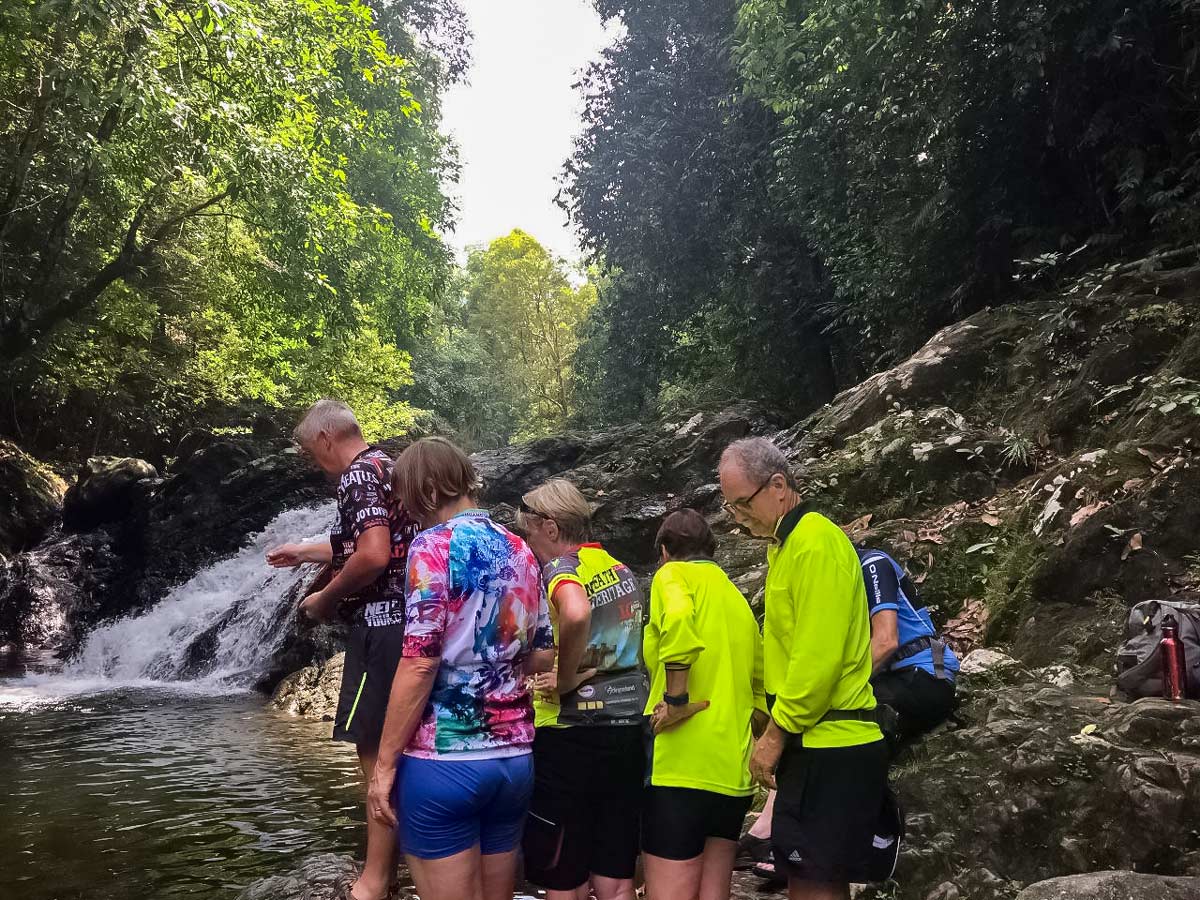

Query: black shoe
left=734, top=833, right=773, bottom=870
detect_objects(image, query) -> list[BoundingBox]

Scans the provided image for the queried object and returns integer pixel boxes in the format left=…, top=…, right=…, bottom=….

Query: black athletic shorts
left=332, top=623, right=404, bottom=749
left=872, top=667, right=956, bottom=744
left=641, top=786, right=753, bottom=860
left=522, top=724, right=645, bottom=890
left=772, top=739, right=888, bottom=883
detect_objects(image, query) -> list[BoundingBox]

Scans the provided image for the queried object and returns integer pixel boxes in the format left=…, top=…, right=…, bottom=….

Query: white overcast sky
left=440, top=0, right=617, bottom=263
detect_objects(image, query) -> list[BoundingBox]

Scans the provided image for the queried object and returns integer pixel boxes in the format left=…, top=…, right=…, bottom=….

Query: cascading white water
left=64, top=502, right=335, bottom=689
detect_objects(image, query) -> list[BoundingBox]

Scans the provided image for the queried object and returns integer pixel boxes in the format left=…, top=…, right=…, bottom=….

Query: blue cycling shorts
left=394, top=753, right=534, bottom=859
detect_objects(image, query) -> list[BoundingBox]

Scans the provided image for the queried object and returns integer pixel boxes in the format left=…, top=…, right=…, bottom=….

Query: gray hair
left=293, top=399, right=362, bottom=445
left=719, top=437, right=795, bottom=487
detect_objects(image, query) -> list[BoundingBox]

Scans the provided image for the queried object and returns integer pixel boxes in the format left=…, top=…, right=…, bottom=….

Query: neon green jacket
left=643, top=559, right=767, bottom=795
left=764, top=506, right=882, bottom=748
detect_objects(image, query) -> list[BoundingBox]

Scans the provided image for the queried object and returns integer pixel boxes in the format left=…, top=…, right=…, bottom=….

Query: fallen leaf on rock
left=1080, top=724, right=1098, bottom=736
left=842, top=513, right=873, bottom=537
left=1121, top=532, right=1144, bottom=561
left=943, top=598, right=988, bottom=653
left=1122, top=478, right=1145, bottom=492
left=1070, top=502, right=1106, bottom=527
left=981, top=513, right=1001, bottom=527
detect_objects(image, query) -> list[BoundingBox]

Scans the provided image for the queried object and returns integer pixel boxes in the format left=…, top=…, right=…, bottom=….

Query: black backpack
left=1115, top=599, right=1200, bottom=699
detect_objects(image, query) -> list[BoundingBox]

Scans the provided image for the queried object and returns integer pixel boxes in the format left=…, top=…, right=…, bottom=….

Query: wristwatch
left=662, top=691, right=690, bottom=707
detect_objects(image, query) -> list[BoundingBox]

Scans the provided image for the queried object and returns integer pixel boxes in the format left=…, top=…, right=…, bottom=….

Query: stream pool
left=0, top=666, right=367, bottom=900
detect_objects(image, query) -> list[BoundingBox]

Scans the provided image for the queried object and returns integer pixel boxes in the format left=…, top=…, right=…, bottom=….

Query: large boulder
left=270, top=652, right=345, bottom=720
left=62, top=456, right=158, bottom=531
left=0, top=439, right=66, bottom=555
left=0, top=531, right=125, bottom=649
left=895, top=674, right=1200, bottom=899
left=1015, top=871, right=1200, bottom=900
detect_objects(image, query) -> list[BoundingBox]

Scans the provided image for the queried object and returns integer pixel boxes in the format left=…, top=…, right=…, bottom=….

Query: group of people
left=266, top=399, right=961, bottom=900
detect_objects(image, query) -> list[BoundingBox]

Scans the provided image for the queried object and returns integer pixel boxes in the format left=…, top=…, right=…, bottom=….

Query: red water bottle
left=1160, top=614, right=1187, bottom=701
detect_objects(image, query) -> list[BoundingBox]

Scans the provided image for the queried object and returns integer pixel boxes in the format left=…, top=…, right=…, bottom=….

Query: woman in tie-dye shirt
left=367, top=438, right=553, bottom=900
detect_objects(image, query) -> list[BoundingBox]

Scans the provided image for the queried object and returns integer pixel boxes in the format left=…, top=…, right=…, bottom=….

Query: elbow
left=402, top=656, right=439, bottom=680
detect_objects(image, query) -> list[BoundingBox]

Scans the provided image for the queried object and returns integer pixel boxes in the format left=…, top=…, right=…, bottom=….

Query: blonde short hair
left=517, top=478, right=591, bottom=543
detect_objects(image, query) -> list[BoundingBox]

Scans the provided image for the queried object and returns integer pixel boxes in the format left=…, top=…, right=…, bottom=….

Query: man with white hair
left=267, top=399, right=417, bottom=900
left=718, top=437, right=888, bottom=900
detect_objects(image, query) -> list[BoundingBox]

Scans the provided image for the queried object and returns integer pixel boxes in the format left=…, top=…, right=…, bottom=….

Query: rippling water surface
left=0, top=675, right=366, bottom=900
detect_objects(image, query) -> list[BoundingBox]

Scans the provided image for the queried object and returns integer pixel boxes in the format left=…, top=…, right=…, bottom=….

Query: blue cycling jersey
left=858, top=548, right=959, bottom=681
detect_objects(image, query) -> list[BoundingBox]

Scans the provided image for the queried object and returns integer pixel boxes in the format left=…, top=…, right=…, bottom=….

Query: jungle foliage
left=565, top=0, right=1200, bottom=422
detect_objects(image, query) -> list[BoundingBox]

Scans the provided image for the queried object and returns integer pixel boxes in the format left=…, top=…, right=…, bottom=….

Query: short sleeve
left=544, top=556, right=584, bottom=601
left=342, top=461, right=391, bottom=541
left=860, top=553, right=901, bottom=615
left=402, top=531, right=451, bottom=658
left=651, top=565, right=704, bottom=668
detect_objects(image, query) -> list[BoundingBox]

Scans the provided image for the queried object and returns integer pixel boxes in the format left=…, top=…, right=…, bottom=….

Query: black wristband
left=663, top=691, right=690, bottom=707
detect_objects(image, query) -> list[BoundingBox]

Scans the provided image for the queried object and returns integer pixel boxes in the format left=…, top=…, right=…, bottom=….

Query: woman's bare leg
left=352, top=748, right=396, bottom=900
left=592, top=873, right=637, bottom=900
left=406, top=847, right=482, bottom=900
left=643, top=852, right=704, bottom=900
left=698, top=838, right=738, bottom=900
left=480, top=849, right=520, bottom=900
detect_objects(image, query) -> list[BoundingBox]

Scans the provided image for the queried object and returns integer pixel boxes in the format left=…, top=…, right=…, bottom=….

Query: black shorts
left=872, top=667, right=956, bottom=743
left=772, top=739, right=888, bottom=883
left=642, top=786, right=753, bottom=860
left=332, top=623, right=404, bottom=749
left=522, top=724, right=645, bottom=890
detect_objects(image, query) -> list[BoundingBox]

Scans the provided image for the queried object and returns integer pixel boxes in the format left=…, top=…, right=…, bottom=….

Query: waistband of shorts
left=403, top=746, right=532, bottom=762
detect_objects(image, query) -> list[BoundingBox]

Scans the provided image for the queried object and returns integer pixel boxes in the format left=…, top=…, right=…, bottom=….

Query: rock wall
left=0, top=434, right=330, bottom=653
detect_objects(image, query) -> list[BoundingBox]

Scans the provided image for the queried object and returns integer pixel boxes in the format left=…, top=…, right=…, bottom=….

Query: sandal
left=734, top=833, right=773, bottom=870
left=753, top=856, right=787, bottom=890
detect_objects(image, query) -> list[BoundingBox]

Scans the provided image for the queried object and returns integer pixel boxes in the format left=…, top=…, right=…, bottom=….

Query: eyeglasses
left=722, top=476, right=774, bottom=517
left=518, top=500, right=550, bottom=520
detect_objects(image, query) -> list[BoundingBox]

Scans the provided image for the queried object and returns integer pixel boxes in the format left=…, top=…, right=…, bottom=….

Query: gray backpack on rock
left=1116, top=599, right=1200, bottom=699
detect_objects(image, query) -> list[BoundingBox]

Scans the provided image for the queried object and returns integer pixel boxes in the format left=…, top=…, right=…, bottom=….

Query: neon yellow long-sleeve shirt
left=764, top=506, right=882, bottom=748
left=643, top=559, right=767, bottom=796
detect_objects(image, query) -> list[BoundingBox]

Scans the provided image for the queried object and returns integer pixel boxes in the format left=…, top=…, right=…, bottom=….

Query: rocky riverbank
left=4, top=255, right=1200, bottom=897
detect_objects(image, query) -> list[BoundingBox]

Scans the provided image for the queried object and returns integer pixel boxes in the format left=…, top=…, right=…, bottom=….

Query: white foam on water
left=0, top=502, right=336, bottom=706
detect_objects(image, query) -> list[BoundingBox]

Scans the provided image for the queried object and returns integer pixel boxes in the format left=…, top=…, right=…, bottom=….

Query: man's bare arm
left=266, top=541, right=333, bottom=567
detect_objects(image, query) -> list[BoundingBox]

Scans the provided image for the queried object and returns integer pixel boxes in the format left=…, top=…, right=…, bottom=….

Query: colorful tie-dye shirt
left=402, top=510, right=553, bottom=759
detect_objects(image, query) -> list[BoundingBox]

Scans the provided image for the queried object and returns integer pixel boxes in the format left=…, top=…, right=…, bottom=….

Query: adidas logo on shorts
left=788, top=850, right=803, bottom=864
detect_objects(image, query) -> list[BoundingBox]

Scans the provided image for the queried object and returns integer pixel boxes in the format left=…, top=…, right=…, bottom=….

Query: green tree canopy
left=0, top=0, right=465, bottom=457
left=408, top=229, right=596, bottom=446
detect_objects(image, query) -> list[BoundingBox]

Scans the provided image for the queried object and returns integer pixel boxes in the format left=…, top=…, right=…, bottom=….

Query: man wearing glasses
left=718, top=438, right=888, bottom=900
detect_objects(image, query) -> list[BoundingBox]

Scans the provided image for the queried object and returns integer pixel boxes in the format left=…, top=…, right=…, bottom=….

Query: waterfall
left=63, top=502, right=335, bottom=690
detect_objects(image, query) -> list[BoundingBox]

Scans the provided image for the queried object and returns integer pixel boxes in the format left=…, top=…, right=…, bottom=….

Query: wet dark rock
left=0, top=531, right=127, bottom=649
left=1015, top=871, right=1200, bottom=900
left=0, top=439, right=66, bottom=555
left=171, top=429, right=215, bottom=469
left=62, top=456, right=158, bottom=532
left=235, top=853, right=411, bottom=900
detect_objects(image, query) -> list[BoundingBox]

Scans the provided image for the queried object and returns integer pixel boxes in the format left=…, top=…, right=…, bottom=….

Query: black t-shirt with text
left=331, top=447, right=417, bottom=627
